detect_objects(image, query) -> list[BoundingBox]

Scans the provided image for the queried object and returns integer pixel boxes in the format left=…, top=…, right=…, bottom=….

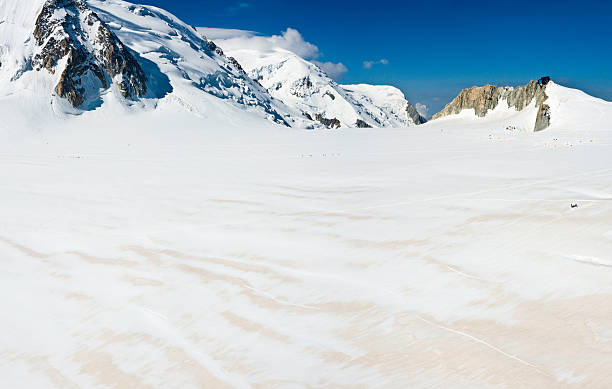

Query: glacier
left=1, top=0, right=612, bottom=388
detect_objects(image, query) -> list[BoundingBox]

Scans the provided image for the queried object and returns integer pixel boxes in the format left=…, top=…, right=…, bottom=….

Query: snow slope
left=1, top=97, right=612, bottom=387
left=200, top=28, right=425, bottom=129
left=545, top=82, right=612, bottom=130
left=342, top=83, right=427, bottom=126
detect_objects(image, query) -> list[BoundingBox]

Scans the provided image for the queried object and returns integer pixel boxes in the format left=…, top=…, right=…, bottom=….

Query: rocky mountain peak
left=432, top=77, right=551, bottom=131
left=32, top=0, right=147, bottom=107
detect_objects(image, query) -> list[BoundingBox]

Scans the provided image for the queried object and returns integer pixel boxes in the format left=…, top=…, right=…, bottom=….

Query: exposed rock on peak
left=314, top=113, right=341, bottom=129
left=355, top=119, right=372, bottom=128
left=535, top=103, right=551, bottom=131
left=432, top=78, right=551, bottom=131
left=290, top=76, right=316, bottom=98
left=32, top=0, right=147, bottom=107
left=406, top=101, right=427, bottom=125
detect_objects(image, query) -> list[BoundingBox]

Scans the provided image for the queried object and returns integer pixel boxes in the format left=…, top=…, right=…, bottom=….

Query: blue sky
left=141, top=0, right=611, bottom=116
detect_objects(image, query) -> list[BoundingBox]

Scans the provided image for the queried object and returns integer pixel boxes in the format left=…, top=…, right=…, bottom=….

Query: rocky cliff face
left=534, top=103, right=551, bottom=131
left=433, top=78, right=551, bottom=131
left=32, top=0, right=147, bottom=107
left=355, top=119, right=372, bottom=128
left=314, top=113, right=341, bottom=129
left=406, top=102, right=427, bottom=125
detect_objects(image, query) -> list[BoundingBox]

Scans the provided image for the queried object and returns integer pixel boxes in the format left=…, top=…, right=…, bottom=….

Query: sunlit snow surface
left=1, top=0, right=611, bottom=385
left=1, top=98, right=612, bottom=388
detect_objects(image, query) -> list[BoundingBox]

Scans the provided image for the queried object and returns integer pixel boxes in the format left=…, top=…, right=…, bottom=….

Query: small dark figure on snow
left=571, top=203, right=578, bottom=208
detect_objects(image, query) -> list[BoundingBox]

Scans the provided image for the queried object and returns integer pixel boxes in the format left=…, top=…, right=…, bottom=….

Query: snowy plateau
left=1, top=0, right=612, bottom=388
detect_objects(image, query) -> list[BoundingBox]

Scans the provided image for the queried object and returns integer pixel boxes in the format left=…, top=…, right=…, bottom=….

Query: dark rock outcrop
left=432, top=78, right=551, bottom=131
left=314, top=113, right=341, bottom=129
left=406, top=101, right=427, bottom=125
left=32, top=0, right=147, bottom=107
left=324, top=91, right=336, bottom=100
left=355, top=119, right=371, bottom=128
left=290, top=76, right=316, bottom=98
left=538, top=76, right=551, bottom=86
left=227, top=56, right=246, bottom=75
left=534, top=103, right=551, bottom=131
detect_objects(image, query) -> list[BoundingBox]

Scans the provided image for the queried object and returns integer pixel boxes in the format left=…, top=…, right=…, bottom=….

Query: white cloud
left=205, top=28, right=348, bottom=79
left=197, top=28, right=255, bottom=40
left=363, top=59, right=389, bottom=69
left=415, top=103, right=429, bottom=118
left=269, top=28, right=320, bottom=59
left=215, top=28, right=320, bottom=59
left=312, top=61, right=348, bottom=80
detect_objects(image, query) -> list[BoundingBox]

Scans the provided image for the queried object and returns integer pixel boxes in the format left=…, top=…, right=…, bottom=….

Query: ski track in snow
left=414, top=315, right=551, bottom=377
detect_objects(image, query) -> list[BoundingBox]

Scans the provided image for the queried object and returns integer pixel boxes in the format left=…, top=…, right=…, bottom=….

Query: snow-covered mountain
left=199, top=29, right=426, bottom=129
left=0, top=0, right=425, bottom=130
left=431, top=78, right=612, bottom=132
left=0, top=0, right=310, bottom=127
left=342, top=83, right=427, bottom=126
left=1, top=1, right=607, bottom=134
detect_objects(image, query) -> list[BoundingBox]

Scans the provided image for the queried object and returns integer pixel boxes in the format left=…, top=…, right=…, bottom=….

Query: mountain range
left=0, top=0, right=426, bottom=130
left=1, top=0, right=611, bottom=132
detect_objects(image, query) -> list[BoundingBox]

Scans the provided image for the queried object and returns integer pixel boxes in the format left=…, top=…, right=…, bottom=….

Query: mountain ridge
left=197, top=28, right=427, bottom=129
left=1, top=1, right=608, bottom=132
left=0, top=0, right=298, bottom=125
left=0, top=0, right=427, bottom=129
left=430, top=79, right=612, bottom=132
left=432, top=78, right=551, bottom=131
